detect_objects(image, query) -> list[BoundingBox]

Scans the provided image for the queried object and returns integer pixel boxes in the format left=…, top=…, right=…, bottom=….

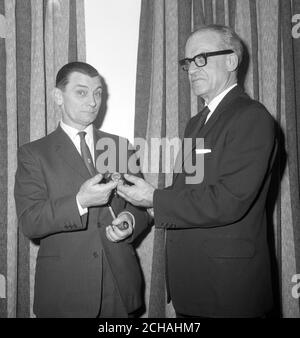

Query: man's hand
left=77, top=173, right=118, bottom=208
left=117, top=174, right=154, bottom=208
left=106, top=212, right=134, bottom=242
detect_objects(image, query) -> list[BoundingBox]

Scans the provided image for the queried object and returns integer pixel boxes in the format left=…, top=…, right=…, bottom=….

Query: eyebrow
left=74, top=84, right=103, bottom=90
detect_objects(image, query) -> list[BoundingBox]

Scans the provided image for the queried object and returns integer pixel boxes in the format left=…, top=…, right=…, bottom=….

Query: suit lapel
left=173, top=86, right=245, bottom=183
left=54, top=125, right=91, bottom=180
left=197, top=85, right=244, bottom=139
left=53, top=125, right=120, bottom=224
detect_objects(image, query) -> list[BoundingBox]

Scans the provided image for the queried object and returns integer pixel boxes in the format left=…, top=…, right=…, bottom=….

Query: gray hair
left=192, top=24, right=244, bottom=66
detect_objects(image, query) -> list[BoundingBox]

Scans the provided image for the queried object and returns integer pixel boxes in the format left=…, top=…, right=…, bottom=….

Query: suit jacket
left=154, top=86, right=277, bottom=317
left=14, top=125, right=148, bottom=317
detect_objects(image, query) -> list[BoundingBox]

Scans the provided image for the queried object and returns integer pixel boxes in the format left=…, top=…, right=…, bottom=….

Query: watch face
left=116, top=221, right=129, bottom=230
left=111, top=172, right=122, bottom=182
left=103, top=172, right=124, bottom=183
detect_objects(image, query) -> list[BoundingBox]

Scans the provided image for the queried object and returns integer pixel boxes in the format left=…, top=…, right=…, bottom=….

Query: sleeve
left=124, top=203, right=150, bottom=242
left=76, top=195, right=88, bottom=215
left=14, top=145, right=87, bottom=239
left=153, top=105, right=276, bottom=229
left=118, top=139, right=150, bottom=242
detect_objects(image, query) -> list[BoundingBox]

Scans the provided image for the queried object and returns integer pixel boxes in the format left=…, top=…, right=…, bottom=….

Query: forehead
left=66, top=72, right=102, bottom=89
left=185, top=30, right=222, bottom=56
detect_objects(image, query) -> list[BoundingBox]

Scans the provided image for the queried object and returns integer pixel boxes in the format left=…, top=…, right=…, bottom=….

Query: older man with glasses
left=118, top=25, right=277, bottom=318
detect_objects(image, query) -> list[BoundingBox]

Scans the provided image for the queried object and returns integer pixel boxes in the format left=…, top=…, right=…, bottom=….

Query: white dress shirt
left=60, top=121, right=135, bottom=228
left=60, top=120, right=95, bottom=215
left=205, top=83, right=237, bottom=124
left=60, top=120, right=95, bottom=163
left=148, top=84, right=238, bottom=219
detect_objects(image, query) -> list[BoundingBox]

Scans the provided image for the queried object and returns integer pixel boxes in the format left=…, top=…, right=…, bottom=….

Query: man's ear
left=226, top=53, right=239, bottom=72
left=53, top=88, right=64, bottom=106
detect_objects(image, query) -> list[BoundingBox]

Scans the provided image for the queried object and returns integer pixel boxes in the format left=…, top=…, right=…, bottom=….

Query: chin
left=192, top=87, right=206, bottom=97
left=85, top=114, right=97, bottom=122
left=191, top=81, right=207, bottom=96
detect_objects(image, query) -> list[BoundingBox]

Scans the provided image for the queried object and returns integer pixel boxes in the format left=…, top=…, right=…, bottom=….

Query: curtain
left=135, top=0, right=300, bottom=318
left=0, top=0, right=85, bottom=318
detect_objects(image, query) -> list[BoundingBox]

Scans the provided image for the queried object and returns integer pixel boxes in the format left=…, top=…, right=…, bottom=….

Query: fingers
left=95, top=176, right=118, bottom=192
left=106, top=226, right=117, bottom=242
left=115, top=187, right=134, bottom=204
left=112, top=214, right=131, bottom=230
left=91, top=173, right=143, bottom=188
left=105, top=224, right=133, bottom=242
left=123, top=174, right=141, bottom=185
left=89, top=174, right=117, bottom=190
left=106, top=213, right=133, bottom=241
left=78, top=173, right=118, bottom=208
left=116, top=180, right=137, bottom=194
left=89, top=173, right=103, bottom=184
left=116, top=182, right=129, bottom=194
left=106, top=180, right=118, bottom=189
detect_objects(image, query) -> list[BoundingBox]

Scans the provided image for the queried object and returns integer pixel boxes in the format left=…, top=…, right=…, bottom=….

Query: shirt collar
left=60, top=120, right=94, bottom=144
left=206, top=83, right=237, bottom=114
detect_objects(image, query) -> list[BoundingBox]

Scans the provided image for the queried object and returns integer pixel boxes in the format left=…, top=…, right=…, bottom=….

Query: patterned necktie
left=77, top=132, right=126, bottom=227
left=78, top=131, right=96, bottom=176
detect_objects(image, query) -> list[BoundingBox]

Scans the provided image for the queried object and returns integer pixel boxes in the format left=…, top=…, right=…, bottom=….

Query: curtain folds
left=0, top=0, right=85, bottom=318
left=135, top=0, right=300, bottom=318
left=1, top=0, right=299, bottom=319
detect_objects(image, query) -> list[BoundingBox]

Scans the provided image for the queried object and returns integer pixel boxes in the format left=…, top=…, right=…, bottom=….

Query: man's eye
left=195, top=55, right=205, bottom=63
left=77, top=90, right=87, bottom=97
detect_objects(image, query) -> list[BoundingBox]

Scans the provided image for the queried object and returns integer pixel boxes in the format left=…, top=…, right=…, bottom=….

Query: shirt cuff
left=147, top=208, right=154, bottom=218
left=118, top=211, right=135, bottom=229
left=76, top=195, right=88, bottom=216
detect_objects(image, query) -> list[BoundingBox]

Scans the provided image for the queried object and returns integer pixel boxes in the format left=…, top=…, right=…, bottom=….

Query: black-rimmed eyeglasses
left=179, top=49, right=234, bottom=71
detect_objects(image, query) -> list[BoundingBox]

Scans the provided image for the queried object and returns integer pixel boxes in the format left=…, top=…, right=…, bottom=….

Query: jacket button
left=93, top=252, right=99, bottom=258
left=97, top=222, right=101, bottom=228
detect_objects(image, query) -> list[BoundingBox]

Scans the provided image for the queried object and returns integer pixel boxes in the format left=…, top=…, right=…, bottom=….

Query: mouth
left=82, top=110, right=97, bottom=114
left=191, top=77, right=205, bottom=83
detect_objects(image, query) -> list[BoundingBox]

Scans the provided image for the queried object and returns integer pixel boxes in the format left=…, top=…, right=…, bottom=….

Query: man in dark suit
left=117, top=25, right=277, bottom=317
left=14, top=62, right=148, bottom=318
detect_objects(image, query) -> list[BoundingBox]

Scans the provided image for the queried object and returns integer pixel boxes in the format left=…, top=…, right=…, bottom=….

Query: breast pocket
left=37, top=255, right=61, bottom=261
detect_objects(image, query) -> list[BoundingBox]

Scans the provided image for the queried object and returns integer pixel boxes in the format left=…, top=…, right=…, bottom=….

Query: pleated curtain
left=1, top=0, right=300, bottom=319
left=135, top=0, right=300, bottom=318
left=0, top=0, right=86, bottom=318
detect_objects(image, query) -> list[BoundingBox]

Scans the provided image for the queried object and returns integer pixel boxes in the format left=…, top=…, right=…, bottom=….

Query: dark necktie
left=186, top=106, right=210, bottom=138
left=78, top=131, right=96, bottom=176
left=173, top=106, right=210, bottom=176
left=78, top=132, right=129, bottom=229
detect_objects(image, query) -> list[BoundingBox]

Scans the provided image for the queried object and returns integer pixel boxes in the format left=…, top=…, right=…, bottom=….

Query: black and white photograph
left=0, top=0, right=300, bottom=328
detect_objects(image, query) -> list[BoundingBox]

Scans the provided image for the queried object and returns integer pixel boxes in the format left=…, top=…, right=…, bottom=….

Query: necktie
left=78, top=132, right=128, bottom=228
left=186, top=106, right=210, bottom=139
left=78, top=131, right=96, bottom=176
left=173, top=106, right=210, bottom=176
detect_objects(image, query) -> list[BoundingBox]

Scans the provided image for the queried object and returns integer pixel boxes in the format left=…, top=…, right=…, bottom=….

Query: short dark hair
left=55, top=61, right=100, bottom=90
left=191, top=24, right=244, bottom=66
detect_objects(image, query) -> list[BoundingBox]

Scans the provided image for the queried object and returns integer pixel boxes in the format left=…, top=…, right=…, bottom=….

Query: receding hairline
left=186, top=29, right=223, bottom=47
left=187, top=25, right=243, bottom=63
left=190, top=24, right=237, bottom=37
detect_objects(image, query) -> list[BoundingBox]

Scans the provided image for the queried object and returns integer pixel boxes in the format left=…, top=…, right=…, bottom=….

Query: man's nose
left=188, top=61, right=199, bottom=74
left=88, top=94, right=97, bottom=107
